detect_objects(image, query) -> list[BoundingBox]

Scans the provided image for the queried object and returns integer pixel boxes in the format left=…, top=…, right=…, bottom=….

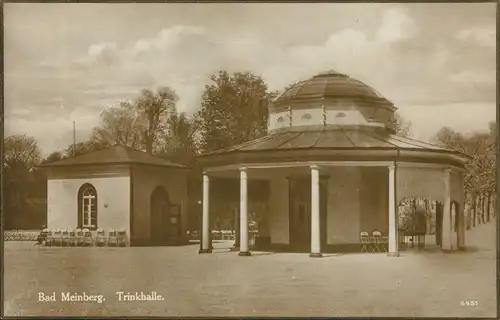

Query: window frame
left=77, top=183, right=98, bottom=230
left=301, top=113, right=312, bottom=121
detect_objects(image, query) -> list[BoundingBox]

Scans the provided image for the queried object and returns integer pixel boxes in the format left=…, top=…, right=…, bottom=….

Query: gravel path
left=4, top=220, right=496, bottom=317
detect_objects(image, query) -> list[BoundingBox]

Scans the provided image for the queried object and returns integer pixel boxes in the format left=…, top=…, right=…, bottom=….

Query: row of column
left=200, top=164, right=400, bottom=257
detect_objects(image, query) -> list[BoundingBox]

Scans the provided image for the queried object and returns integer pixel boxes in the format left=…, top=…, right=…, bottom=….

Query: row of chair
left=42, top=228, right=129, bottom=247
left=360, top=231, right=388, bottom=252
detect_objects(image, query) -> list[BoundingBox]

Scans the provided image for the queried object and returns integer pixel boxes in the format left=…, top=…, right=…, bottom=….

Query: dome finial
left=314, top=69, right=347, bottom=78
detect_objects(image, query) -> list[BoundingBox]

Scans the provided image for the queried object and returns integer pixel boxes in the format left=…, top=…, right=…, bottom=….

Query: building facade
left=198, top=70, right=470, bottom=257
left=41, top=145, right=189, bottom=246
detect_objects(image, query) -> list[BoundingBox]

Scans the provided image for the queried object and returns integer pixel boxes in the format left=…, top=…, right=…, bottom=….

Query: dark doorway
left=288, top=177, right=327, bottom=252
left=150, top=186, right=181, bottom=246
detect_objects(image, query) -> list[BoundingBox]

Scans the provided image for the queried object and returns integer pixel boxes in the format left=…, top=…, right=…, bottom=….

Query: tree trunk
left=478, top=195, right=483, bottom=224
left=472, top=195, right=477, bottom=227
left=465, top=194, right=471, bottom=230
left=481, top=195, right=487, bottom=224
left=493, top=197, right=497, bottom=219
left=486, top=193, right=491, bottom=222
left=145, top=137, right=153, bottom=154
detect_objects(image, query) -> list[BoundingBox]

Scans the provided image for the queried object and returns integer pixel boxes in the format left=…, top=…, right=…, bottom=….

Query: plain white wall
left=47, top=175, right=130, bottom=234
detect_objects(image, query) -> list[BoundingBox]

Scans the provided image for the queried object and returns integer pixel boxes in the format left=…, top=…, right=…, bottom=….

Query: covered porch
left=198, top=160, right=466, bottom=257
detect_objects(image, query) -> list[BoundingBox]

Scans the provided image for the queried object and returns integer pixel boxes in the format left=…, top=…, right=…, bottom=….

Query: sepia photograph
left=2, top=2, right=497, bottom=318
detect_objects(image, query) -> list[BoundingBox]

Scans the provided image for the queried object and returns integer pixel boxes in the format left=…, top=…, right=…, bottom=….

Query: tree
left=393, top=113, right=412, bottom=137
left=136, top=87, right=178, bottom=154
left=92, top=101, right=145, bottom=150
left=63, top=140, right=110, bottom=158
left=3, top=134, right=45, bottom=229
left=41, top=151, right=63, bottom=164
left=157, top=111, right=198, bottom=165
left=4, top=134, right=41, bottom=169
left=196, top=71, right=278, bottom=153
left=432, top=126, right=496, bottom=228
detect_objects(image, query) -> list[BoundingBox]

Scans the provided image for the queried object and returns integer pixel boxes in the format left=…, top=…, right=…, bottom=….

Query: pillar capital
left=239, top=167, right=247, bottom=172
left=310, top=164, right=320, bottom=170
left=388, top=163, right=396, bottom=171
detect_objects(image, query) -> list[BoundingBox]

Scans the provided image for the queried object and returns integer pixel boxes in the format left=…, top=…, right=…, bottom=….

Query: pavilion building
left=197, top=70, right=470, bottom=257
left=40, top=145, right=189, bottom=246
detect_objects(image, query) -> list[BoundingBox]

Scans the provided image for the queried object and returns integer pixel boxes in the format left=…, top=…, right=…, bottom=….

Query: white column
left=239, top=168, right=251, bottom=256
left=442, top=168, right=452, bottom=250
left=199, top=173, right=211, bottom=253
left=310, top=165, right=322, bottom=257
left=388, top=163, right=398, bottom=256
left=458, top=171, right=466, bottom=250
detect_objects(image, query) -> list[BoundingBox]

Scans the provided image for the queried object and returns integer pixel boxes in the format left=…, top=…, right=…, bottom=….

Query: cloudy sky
left=4, top=3, right=496, bottom=155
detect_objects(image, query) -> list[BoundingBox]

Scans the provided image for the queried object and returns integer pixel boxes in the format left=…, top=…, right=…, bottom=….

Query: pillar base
left=238, top=251, right=251, bottom=256
left=387, top=252, right=399, bottom=257
left=198, top=249, right=212, bottom=254
left=309, top=252, right=323, bottom=258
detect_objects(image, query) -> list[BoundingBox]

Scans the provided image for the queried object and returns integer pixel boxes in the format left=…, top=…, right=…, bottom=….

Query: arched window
left=301, top=113, right=312, bottom=121
left=77, top=183, right=98, bottom=230
left=277, top=116, right=285, bottom=123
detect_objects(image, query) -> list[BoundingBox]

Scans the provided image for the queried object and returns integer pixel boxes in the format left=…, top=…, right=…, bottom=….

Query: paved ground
left=4, top=220, right=496, bottom=317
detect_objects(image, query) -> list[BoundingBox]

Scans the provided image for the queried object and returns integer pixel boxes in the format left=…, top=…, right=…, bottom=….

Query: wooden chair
left=44, top=229, right=53, bottom=246
left=52, top=229, right=62, bottom=246
left=117, top=229, right=128, bottom=247
left=107, top=229, right=118, bottom=247
left=61, top=229, right=71, bottom=247
left=83, top=228, right=93, bottom=246
left=69, top=229, right=77, bottom=246
left=95, top=228, right=106, bottom=247
left=372, top=231, right=383, bottom=252
left=75, top=229, right=84, bottom=246
left=360, top=232, right=370, bottom=252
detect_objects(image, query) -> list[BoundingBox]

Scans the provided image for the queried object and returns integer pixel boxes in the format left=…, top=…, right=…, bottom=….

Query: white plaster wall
left=47, top=175, right=130, bottom=234
left=269, top=177, right=289, bottom=244
left=268, top=111, right=290, bottom=132
left=291, top=107, right=323, bottom=127
left=450, top=171, right=463, bottom=207
left=325, top=109, right=368, bottom=126
left=327, top=167, right=362, bottom=243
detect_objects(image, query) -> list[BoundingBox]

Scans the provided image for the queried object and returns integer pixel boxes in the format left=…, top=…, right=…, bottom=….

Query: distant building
left=198, top=70, right=470, bottom=257
left=40, top=145, right=189, bottom=246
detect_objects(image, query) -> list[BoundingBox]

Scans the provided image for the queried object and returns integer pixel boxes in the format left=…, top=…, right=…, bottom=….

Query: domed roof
left=273, top=70, right=393, bottom=107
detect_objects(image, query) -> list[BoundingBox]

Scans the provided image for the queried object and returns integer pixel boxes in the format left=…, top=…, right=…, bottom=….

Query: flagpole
left=73, top=121, right=76, bottom=157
